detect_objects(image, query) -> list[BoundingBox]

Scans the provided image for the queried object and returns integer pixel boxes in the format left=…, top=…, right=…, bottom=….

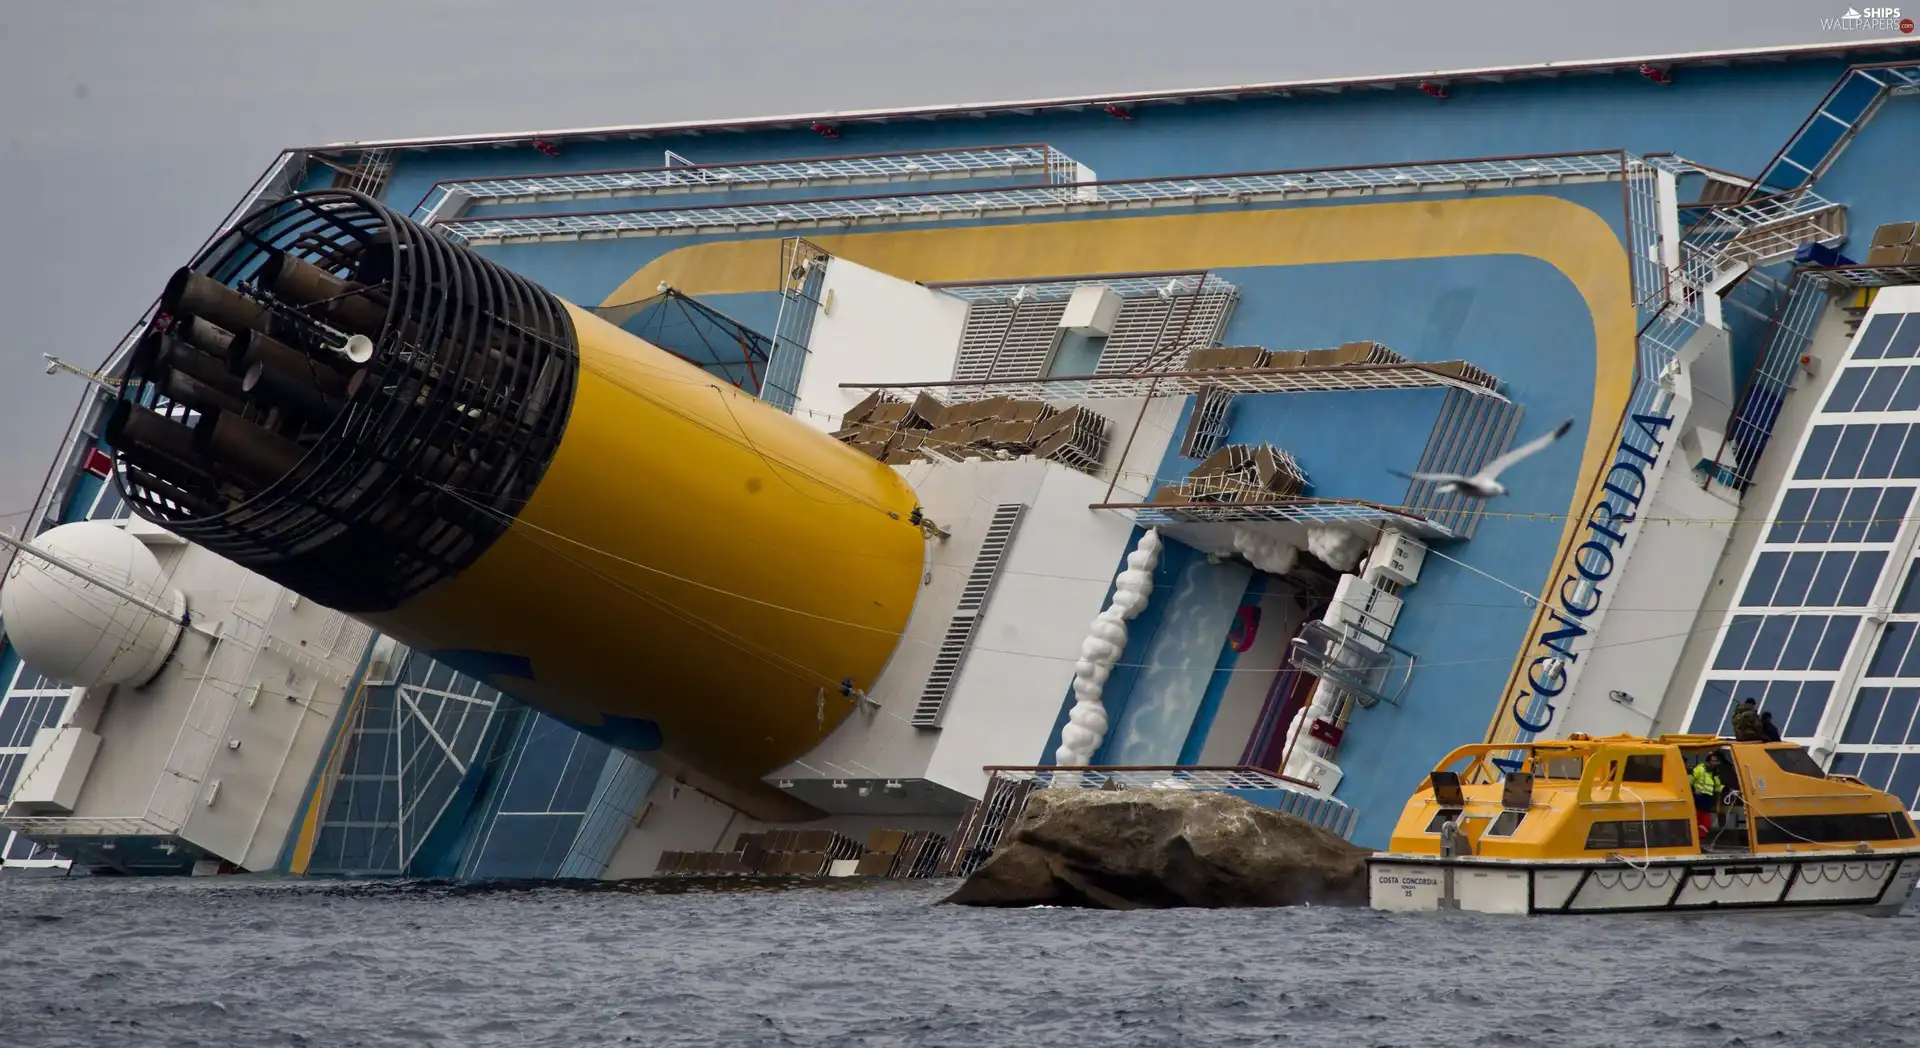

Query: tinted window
left=1856, top=366, right=1907, bottom=412
left=1895, top=431, right=1920, bottom=479
left=1754, top=812, right=1913, bottom=844
left=1691, top=681, right=1734, bottom=734
left=1802, top=487, right=1849, bottom=543
left=1846, top=687, right=1889, bottom=744
left=1764, top=746, right=1827, bottom=779
left=1771, top=488, right=1814, bottom=543
left=1787, top=681, right=1831, bottom=738
left=1748, top=616, right=1795, bottom=671
left=1826, top=366, right=1873, bottom=410
left=1840, top=551, right=1888, bottom=606
left=1715, top=616, right=1763, bottom=671
left=1774, top=551, right=1822, bottom=606
left=1855, top=314, right=1902, bottom=360
left=1585, top=819, right=1693, bottom=850
left=1892, top=369, right=1920, bottom=412
left=1890, top=315, right=1920, bottom=360
left=1485, top=810, right=1525, bottom=837
left=1870, top=488, right=1913, bottom=543
left=1622, top=754, right=1666, bottom=783
left=1864, top=425, right=1910, bottom=478
left=1796, top=426, right=1841, bottom=480
left=1895, top=560, right=1920, bottom=614
left=1814, top=616, right=1859, bottom=670
left=1742, top=552, right=1787, bottom=606
left=1828, top=425, right=1876, bottom=480
left=1777, top=616, right=1827, bottom=671
left=1869, top=622, right=1917, bottom=677
left=1804, top=553, right=1852, bottom=606
left=1830, top=486, right=1881, bottom=543
left=1876, top=688, right=1918, bottom=744
left=1424, top=808, right=1463, bottom=833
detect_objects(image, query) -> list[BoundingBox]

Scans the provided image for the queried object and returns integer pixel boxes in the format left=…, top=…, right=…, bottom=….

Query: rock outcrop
left=943, top=787, right=1370, bottom=909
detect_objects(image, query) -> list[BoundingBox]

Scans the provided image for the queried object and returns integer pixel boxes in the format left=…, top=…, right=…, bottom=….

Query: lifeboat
left=1369, top=733, right=1920, bottom=915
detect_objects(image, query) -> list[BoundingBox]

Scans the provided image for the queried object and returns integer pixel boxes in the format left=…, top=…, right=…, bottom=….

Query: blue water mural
left=1178, top=574, right=1271, bottom=764
left=1104, top=556, right=1254, bottom=765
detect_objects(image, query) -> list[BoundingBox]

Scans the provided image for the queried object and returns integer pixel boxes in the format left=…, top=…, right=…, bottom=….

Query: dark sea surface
left=0, top=875, right=1913, bottom=1048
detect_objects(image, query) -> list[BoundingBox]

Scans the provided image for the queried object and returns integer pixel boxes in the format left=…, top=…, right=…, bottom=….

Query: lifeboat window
left=1484, top=810, right=1525, bottom=837
left=1424, top=808, right=1464, bottom=833
left=1764, top=746, right=1828, bottom=779
left=1621, top=754, right=1666, bottom=782
left=1585, top=819, right=1693, bottom=850
left=1754, top=811, right=1912, bottom=844
left=1538, top=757, right=1584, bottom=780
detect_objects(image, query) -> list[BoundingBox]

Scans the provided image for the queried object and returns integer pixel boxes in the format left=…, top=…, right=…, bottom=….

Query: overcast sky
left=0, top=0, right=1893, bottom=522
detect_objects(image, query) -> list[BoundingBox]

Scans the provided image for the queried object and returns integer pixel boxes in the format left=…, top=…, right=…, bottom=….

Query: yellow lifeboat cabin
left=1368, top=733, right=1920, bottom=916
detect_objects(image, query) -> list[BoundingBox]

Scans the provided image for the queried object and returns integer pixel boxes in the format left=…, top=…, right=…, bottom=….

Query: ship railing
left=435, top=150, right=1631, bottom=245
left=410, top=143, right=1089, bottom=225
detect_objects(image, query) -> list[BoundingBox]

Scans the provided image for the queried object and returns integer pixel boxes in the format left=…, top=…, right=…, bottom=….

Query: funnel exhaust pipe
left=192, top=411, right=307, bottom=489
left=242, top=358, right=343, bottom=423
left=260, top=250, right=389, bottom=337
left=228, top=329, right=348, bottom=397
left=105, top=402, right=211, bottom=480
left=162, top=268, right=268, bottom=334
left=162, top=369, right=246, bottom=417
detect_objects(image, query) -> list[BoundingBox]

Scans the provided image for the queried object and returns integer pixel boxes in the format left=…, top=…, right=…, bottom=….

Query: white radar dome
left=0, top=520, right=187, bottom=689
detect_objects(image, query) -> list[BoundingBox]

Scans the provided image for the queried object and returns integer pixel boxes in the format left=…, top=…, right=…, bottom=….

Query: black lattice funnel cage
left=104, top=189, right=580, bottom=613
left=833, top=391, right=1111, bottom=472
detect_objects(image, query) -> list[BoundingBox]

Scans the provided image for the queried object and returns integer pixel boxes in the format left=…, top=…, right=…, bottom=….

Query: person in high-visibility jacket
left=1691, top=752, right=1727, bottom=840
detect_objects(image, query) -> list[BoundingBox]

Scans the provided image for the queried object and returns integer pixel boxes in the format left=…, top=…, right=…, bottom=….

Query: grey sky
left=0, top=0, right=1891, bottom=522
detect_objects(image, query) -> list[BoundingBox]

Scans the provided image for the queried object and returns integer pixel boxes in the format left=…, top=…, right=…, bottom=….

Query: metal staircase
left=1751, top=61, right=1920, bottom=196
left=1689, top=188, right=1849, bottom=272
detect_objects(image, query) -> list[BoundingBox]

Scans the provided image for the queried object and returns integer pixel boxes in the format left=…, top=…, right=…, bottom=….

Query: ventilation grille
left=949, top=285, right=1239, bottom=382
left=1400, top=387, right=1522, bottom=539
left=951, top=302, right=1069, bottom=382
left=1094, top=288, right=1239, bottom=374
left=913, top=503, right=1025, bottom=727
left=1181, top=385, right=1235, bottom=459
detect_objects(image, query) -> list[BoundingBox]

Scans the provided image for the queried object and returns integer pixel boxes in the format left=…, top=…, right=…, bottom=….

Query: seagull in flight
left=1392, top=417, right=1576, bottom=499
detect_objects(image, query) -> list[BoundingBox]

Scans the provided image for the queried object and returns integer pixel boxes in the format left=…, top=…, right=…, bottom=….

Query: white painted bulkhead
left=1, top=527, right=364, bottom=872
left=791, top=258, right=969, bottom=432
left=1544, top=321, right=1743, bottom=739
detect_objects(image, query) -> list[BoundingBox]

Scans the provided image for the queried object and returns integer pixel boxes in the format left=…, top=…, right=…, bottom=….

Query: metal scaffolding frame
left=411, top=143, right=1088, bottom=224
left=929, top=270, right=1218, bottom=303
left=1704, top=268, right=1833, bottom=491
left=841, top=361, right=1509, bottom=404
left=1809, top=263, right=1920, bottom=289
left=1093, top=497, right=1458, bottom=541
left=436, top=151, right=1632, bottom=245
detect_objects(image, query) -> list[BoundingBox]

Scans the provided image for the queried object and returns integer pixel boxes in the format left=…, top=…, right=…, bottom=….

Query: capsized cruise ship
left=6, top=39, right=1920, bottom=879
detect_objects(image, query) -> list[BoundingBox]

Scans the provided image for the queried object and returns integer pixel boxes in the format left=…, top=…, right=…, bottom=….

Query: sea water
left=0, top=876, right=1912, bottom=1047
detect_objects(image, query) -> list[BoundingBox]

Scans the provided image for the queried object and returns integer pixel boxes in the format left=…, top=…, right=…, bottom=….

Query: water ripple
left=0, top=876, right=1908, bottom=1047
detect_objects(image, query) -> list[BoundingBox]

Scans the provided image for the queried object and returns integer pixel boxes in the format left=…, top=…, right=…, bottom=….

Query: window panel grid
left=1826, top=749, right=1920, bottom=812
left=1793, top=423, right=1920, bottom=481
left=1710, top=614, right=1860, bottom=673
left=1690, top=677, right=1834, bottom=739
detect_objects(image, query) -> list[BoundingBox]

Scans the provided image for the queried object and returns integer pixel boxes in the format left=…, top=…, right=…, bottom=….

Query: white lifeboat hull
left=1368, top=850, right=1920, bottom=916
